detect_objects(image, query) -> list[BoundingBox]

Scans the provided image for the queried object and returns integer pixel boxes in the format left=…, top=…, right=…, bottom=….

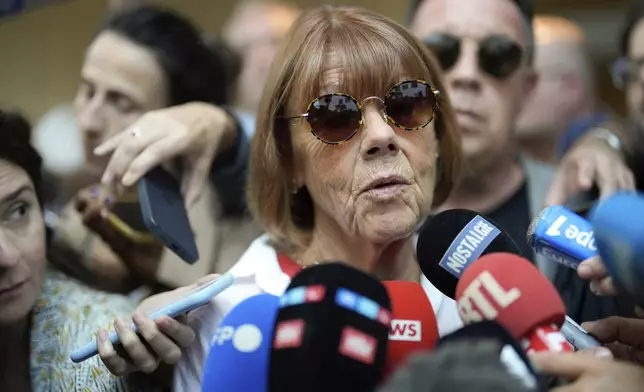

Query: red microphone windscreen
left=383, top=281, right=438, bottom=379
left=455, top=253, right=566, bottom=340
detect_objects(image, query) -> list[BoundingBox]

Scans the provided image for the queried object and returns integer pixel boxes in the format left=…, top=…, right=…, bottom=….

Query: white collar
left=229, top=234, right=446, bottom=312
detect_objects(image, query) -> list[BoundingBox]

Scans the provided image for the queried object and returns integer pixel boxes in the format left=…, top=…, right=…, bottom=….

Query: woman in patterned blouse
left=0, top=110, right=190, bottom=391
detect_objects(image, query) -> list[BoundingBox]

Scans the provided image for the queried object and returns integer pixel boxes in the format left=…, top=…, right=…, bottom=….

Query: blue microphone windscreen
left=589, top=192, right=644, bottom=304
left=201, top=294, right=280, bottom=392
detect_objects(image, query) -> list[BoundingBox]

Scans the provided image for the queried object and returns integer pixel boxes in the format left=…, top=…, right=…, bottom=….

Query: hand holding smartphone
left=70, top=273, right=235, bottom=363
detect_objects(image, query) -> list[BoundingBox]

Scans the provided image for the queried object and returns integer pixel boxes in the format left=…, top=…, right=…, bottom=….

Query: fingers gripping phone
left=70, top=273, right=235, bottom=363
left=108, top=166, right=199, bottom=263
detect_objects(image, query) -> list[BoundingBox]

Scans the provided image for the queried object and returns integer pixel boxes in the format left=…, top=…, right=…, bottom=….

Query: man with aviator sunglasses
left=409, top=1, right=635, bottom=285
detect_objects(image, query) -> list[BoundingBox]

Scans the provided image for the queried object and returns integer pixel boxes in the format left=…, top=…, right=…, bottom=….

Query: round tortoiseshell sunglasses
left=283, top=79, right=441, bottom=144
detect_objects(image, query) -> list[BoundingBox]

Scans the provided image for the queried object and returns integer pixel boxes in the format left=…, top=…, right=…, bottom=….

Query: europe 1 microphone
left=455, top=253, right=574, bottom=354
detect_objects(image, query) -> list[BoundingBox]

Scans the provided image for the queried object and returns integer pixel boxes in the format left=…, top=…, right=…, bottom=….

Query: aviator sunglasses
left=424, top=34, right=523, bottom=79
left=284, top=79, right=440, bottom=144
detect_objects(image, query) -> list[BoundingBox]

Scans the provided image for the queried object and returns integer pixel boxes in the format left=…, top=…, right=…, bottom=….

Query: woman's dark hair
left=620, top=1, right=644, bottom=57
left=0, top=110, right=44, bottom=207
left=103, top=5, right=229, bottom=106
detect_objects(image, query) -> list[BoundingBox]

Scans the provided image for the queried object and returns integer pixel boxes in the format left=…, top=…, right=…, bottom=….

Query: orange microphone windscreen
left=455, top=253, right=566, bottom=340
left=382, top=281, right=439, bottom=379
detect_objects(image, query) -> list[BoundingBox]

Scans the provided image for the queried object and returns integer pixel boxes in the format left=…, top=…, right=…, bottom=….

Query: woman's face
left=74, top=31, right=168, bottom=176
left=291, top=70, right=440, bottom=244
left=0, top=159, right=46, bottom=325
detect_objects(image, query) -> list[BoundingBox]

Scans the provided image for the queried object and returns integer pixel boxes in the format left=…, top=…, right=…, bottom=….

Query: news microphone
left=526, top=205, right=598, bottom=269
left=269, top=263, right=392, bottom=392
left=589, top=192, right=644, bottom=307
left=455, top=253, right=573, bottom=354
left=382, top=281, right=439, bottom=378
left=377, top=339, right=534, bottom=392
left=436, top=321, right=546, bottom=391
left=201, top=294, right=279, bottom=392
left=417, top=209, right=523, bottom=298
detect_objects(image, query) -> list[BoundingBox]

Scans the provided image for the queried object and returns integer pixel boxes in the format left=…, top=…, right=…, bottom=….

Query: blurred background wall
left=0, top=0, right=631, bottom=123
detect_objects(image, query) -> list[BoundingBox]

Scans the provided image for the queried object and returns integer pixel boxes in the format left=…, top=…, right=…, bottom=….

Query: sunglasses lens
left=385, top=80, right=436, bottom=129
left=307, top=94, right=361, bottom=143
left=478, top=36, right=523, bottom=79
left=424, top=34, right=460, bottom=71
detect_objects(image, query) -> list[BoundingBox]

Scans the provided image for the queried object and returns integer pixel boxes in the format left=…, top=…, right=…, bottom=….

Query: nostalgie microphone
left=417, top=209, right=523, bottom=298
left=526, top=205, right=598, bottom=270
left=436, top=321, right=546, bottom=391
left=455, top=253, right=573, bottom=354
left=382, top=281, right=439, bottom=379
left=269, top=263, right=392, bottom=392
left=589, top=192, right=644, bottom=307
left=201, top=294, right=280, bottom=392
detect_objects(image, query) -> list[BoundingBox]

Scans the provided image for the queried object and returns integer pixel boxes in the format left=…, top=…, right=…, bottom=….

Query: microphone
left=269, top=263, right=392, bottom=392
left=201, top=293, right=279, bottom=392
left=382, top=281, right=439, bottom=378
left=377, top=338, right=535, bottom=392
left=526, top=205, right=598, bottom=269
left=436, top=321, right=546, bottom=391
left=589, top=191, right=644, bottom=307
left=417, top=209, right=522, bottom=298
left=455, top=253, right=573, bottom=354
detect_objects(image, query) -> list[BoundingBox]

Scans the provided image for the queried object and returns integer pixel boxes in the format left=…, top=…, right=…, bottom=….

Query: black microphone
left=376, top=339, right=534, bottom=392
left=436, top=321, right=547, bottom=391
left=417, top=209, right=522, bottom=298
left=269, top=263, right=392, bottom=392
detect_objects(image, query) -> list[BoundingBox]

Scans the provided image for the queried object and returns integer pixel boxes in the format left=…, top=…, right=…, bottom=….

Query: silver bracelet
left=587, top=127, right=624, bottom=155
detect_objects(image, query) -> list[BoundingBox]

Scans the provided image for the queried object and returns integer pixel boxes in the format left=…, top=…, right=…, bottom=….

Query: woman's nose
left=0, top=232, right=20, bottom=268
left=360, top=105, right=399, bottom=159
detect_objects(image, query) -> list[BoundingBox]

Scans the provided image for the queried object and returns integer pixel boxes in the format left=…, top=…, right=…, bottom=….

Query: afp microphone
left=526, top=205, right=598, bottom=269
left=417, top=209, right=523, bottom=298
left=201, top=293, right=279, bottom=392
left=456, top=253, right=573, bottom=354
left=382, top=281, right=439, bottom=378
left=269, top=263, right=392, bottom=392
left=590, top=191, right=644, bottom=307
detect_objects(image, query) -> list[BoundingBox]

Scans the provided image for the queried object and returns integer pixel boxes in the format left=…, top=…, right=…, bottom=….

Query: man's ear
left=520, top=67, right=539, bottom=113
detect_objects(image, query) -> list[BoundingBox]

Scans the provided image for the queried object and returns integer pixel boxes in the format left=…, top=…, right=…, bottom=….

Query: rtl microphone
left=201, top=293, right=279, bottom=392
left=436, top=321, right=546, bottom=391
left=589, top=191, right=644, bottom=307
left=455, top=253, right=573, bottom=354
left=382, top=281, right=439, bottom=379
left=269, top=263, right=392, bottom=392
left=417, top=209, right=523, bottom=298
left=526, top=205, right=598, bottom=269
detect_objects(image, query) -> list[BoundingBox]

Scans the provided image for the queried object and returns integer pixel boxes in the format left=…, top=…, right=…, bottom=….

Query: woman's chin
left=358, top=210, right=420, bottom=244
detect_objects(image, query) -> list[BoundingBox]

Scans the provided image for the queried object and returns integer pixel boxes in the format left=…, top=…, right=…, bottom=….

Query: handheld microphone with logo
left=455, top=253, right=573, bottom=354
left=436, top=321, right=546, bottom=391
left=269, top=263, right=392, bottom=392
left=382, top=281, right=439, bottom=378
left=526, top=205, right=598, bottom=270
left=417, top=209, right=523, bottom=298
left=201, top=294, right=279, bottom=392
left=590, top=192, right=644, bottom=307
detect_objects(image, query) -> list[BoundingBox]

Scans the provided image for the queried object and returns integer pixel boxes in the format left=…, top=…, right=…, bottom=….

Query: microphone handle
left=562, top=316, right=601, bottom=350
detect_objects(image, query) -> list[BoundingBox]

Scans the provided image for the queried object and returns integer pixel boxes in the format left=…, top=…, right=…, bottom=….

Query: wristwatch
left=587, top=127, right=624, bottom=155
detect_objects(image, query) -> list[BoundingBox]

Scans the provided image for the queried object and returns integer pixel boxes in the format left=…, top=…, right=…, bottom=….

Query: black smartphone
left=137, top=167, right=199, bottom=264
left=563, top=186, right=600, bottom=218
